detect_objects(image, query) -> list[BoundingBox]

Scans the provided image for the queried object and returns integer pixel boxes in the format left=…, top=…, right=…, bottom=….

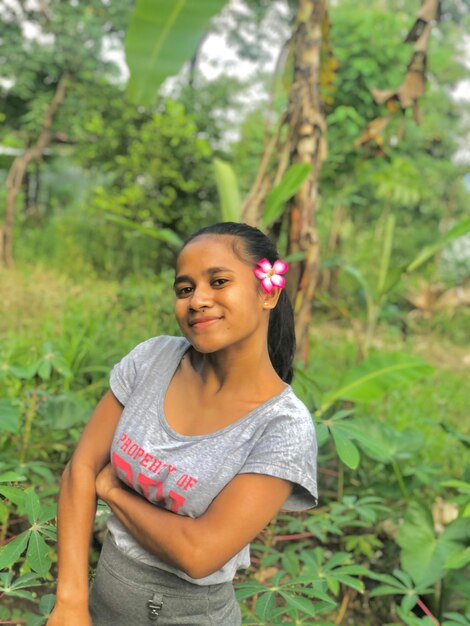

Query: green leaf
left=365, top=571, right=402, bottom=585
left=26, top=530, right=51, bottom=575
left=280, top=592, right=321, bottom=617
left=105, top=214, right=182, bottom=247
left=126, top=0, right=227, bottom=106
left=255, top=590, right=276, bottom=621
left=25, top=488, right=41, bottom=524
left=322, top=353, right=434, bottom=409
left=401, top=592, right=418, bottom=613
left=8, top=364, right=37, bottom=379
left=330, top=428, right=360, bottom=469
left=344, top=419, right=424, bottom=463
left=234, top=581, right=266, bottom=601
left=213, top=158, right=241, bottom=222
left=377, top=213, right=395, bottom=295
left=38, top=393, right=91, bottom=429
left=380, top=262, right=409, bottom=294
left=2, top=589, right=35, bottom=600
left=445, top=546, right=470, bottom=570
left=326, top=576, right=340, bottom=595
left=333, top=574, right=364, bottom=593
left=335, top=564, right=371, bottom=577
left=294, top=586, right=337, bottom=604
left=263, top=163, right=312, bottom=227
left=329, top=409, right=355, bottom=421
left=50, top=355, right=72, bottom=378
left=0, top=471, right=27, bottom=483
left=38, top=504, right=56, bottom=525
left=0, top=400, right=21, bottom=434
left=407, top=218, right=470, bottom=273
left=442, top=613, right=470, bottom=626
left=37, top=359, right=52, bottom=380
left=315, top=423, right=330, bottom=447
left=0, top=485, right=26, bottom=507
left=369, top=584, right=405, bottom=598
left=321, top=551, right=351, bottom=570
left=340, top=264, right=372, bottom=307
left=396, top=607, right=435, bottom=626
left=26, top=614, right=45, bottom=626
left=0, top=571, right=14, bottom=591
left=397, top=502, right=468, bottom=586
left=8, top=572, right=42, bottom=590
left=440, top=480, right=470, bottom=493
left=39, top=593, right=56, bottom=616
left=0, top=531, right=29, bottom=569
left=333, top=420, right=392, bottom=460
left=397, top=501, right=437, bottom=584
left=392, top=568, right=413, bottom=588
left=39, top=525, right=57, bottom=541
left=281, top=550, right=300, bottom=577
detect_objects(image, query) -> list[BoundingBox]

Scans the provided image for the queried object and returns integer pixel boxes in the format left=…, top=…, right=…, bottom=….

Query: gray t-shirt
left=107, top=335, right=318, bottom=585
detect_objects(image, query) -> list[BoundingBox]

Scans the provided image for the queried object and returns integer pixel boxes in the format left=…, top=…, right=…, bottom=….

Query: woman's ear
left=262, top=288, right=282, bottom=310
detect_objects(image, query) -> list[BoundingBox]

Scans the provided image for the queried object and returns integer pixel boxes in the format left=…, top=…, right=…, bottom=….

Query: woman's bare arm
left=96, top=465, right=292, bottom=579
left=46, top=391, right=123, bottom=625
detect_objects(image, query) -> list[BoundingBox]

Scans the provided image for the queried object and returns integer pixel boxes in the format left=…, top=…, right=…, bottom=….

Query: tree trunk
left=24, top=162, right=42, bottom=223
left=240, top=1, right=329, bottom=364
left=1, top=73, right=69, bottom=267
left=286, top=0, right=328, bottom=364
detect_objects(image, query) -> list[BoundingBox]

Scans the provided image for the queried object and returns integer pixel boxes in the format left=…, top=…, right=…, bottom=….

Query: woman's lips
left=189, top=317, right=221, bottom=329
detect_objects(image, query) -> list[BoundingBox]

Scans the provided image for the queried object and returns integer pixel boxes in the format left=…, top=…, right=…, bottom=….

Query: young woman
left=47, top=222, right=318, bottom=626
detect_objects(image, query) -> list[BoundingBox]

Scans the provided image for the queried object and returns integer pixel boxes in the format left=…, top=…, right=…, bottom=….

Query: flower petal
left=257, top=258, right=273, bottom=273
left=253, top=268, right=267, bottom=279
left=273, top=259, right=288, bottom=274
left=261, top=277, right=274, bottom=293
left=271, top=274, right=285, bottom=288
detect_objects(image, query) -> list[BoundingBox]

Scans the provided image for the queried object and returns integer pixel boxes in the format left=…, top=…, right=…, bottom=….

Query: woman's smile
left=189, top=317, right=222, bottom=329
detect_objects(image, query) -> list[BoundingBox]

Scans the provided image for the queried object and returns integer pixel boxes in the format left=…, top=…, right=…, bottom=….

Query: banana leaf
left=126, top=0, right=227, bottom=106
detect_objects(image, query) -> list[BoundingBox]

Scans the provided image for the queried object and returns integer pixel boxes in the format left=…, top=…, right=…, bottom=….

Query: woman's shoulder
left=125, top=335, right=189, bottom=359
left=113, top=335, right=189, bottom=377
left=279, top=386, right=312, bottom=418
left=260, top=386, right=314, bottom=435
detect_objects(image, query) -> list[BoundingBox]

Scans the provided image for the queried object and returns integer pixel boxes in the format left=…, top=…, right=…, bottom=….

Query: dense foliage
left=1, top=269, right=469, bottom=625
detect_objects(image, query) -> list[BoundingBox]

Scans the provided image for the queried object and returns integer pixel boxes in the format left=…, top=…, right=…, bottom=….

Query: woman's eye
left=212, top=278, right=228, bottom=287
left=176, top=286, right=193, bottom=297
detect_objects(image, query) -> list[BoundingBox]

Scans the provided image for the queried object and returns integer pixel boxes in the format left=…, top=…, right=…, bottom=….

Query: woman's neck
left=189, top=341, right=283, bottom=397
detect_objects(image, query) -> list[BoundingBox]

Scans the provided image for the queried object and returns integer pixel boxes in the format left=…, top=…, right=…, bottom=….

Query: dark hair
left=181, top=222, right=296, bottom=384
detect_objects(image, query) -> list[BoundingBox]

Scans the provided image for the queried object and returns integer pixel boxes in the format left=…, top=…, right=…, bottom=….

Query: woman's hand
left=95, top=462, right=123, bottom=502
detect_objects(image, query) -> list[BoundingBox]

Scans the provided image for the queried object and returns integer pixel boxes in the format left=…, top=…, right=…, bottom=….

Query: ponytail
left=267, top=289, right=295, bottom=383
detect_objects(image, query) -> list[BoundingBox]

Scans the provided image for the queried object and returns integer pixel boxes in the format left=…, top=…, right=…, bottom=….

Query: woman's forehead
left=177, top=235, right=247, bottom=269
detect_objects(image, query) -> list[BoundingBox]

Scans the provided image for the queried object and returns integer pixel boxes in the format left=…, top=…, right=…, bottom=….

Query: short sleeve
left=238, top=409, right=318, bottom=511
left=109, top=338, right=159, bottom=405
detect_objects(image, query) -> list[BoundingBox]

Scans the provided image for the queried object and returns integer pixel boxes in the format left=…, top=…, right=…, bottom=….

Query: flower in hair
left=254, top=258, right=289, bottom=293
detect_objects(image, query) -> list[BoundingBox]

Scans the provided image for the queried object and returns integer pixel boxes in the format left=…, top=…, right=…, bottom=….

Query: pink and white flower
left=253, top=258, right=289, bottom=294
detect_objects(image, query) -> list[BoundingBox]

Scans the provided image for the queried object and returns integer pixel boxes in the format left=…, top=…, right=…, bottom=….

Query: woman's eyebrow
left=174, top=267, right=234, bottom=286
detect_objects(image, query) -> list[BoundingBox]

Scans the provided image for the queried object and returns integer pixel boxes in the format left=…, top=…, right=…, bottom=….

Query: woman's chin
left=189, top=339, right=220, bottom=354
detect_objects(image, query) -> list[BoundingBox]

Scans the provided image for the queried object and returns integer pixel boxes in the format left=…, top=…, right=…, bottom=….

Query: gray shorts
left=88, top=534, right=242, bottom=626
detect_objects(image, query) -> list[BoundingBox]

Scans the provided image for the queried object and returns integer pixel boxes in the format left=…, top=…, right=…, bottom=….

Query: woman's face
left=174, top=235, right=268, bottom=354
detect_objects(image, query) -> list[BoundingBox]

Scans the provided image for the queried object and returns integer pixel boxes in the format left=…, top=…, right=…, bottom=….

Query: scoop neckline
left=158, top=339, right=291, bottom=441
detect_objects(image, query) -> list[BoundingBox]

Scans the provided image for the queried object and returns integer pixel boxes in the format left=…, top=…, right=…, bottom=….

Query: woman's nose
left=189, top=285, right=213, bottom=310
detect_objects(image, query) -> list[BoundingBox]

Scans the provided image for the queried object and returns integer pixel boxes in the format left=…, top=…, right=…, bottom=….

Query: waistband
left=99, top=533, right=228, bottom=595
